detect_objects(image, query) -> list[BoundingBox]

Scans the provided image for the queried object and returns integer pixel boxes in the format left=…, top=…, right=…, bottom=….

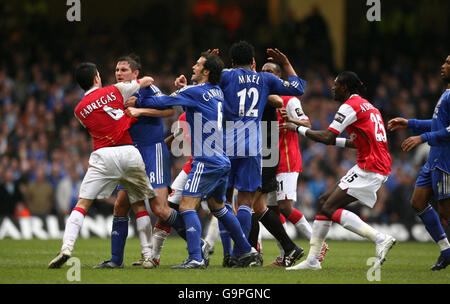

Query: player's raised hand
left=138, top=76, right=154, bottom=88
left=401, top=135, right=422, bottom=152
left=267, top=48, right=289, bottom=65
left=280, top=122, right=298, bottom=132
left=174, top=75, right=187, bottom=89
left=206, top=49, right=220, bottom=56
left=124, top=96, right=137, bottom=108
left=387, top=117, right=408, bottom=131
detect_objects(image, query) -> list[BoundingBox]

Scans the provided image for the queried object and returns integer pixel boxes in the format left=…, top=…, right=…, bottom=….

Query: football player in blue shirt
left=94, top=55, right=174, bottom=269
left=217, top=41, right=306, bottom=262
left=388, top=54, right=450, bottom=270
left=126, top=52, right=261, bottom=269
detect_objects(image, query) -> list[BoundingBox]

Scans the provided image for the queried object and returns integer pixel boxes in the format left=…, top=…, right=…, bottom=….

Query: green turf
left=0, top=238, right=448, bottom=284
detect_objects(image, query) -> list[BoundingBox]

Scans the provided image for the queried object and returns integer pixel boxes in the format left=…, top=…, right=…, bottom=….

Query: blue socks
left=218, top=203, right=232, bottom=256
left=232, top=205, right=252, bottom=256
left=181, top=209, right=203, bottom=262
left=418, top=205, right=447, bottom=243
left=110, top=216, right=129, bottom=266
left=212, top=205, right=252, bottom=257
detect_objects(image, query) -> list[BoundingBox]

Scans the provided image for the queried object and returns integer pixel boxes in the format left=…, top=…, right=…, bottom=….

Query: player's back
left=220, top=68, right=306, bottom=158
left=74, top=85, right=136, bottom=151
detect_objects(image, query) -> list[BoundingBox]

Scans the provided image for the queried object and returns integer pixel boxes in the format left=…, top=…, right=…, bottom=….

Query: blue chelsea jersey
left=425, top=89, right=450, bottom=173
left=409, top=89, right=450, bottom=173
left=137, top=82, right=230, bottom=167
left=219, top=68, right=306, bottom=158
left=129, top=85, right=168, bottom=146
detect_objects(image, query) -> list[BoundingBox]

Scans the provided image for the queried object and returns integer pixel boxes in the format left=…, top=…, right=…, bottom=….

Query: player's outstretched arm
left=281, top=122, right=355, bottom=148
left=125, top=106, right=174, bottom=118
left=387, top=117, right=408, bottom=131
left=267, top=95, right=283, bottom=108
left=279, top=108, right=311, bottom=128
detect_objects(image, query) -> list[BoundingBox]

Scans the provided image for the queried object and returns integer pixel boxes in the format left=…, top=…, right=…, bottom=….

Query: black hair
left=229, top=40, right=255, bottom=67
left=75, top=62, right=98, bottom=91
left=117, top=53, right=141, bottom=72
left=201, top=52, right=224, bottom=85
left=336, top=71, right=367, bottom=96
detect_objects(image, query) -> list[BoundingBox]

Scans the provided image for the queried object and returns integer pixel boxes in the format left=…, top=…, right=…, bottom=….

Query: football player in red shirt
left=283, top=71, right=396, bottom=270
left=48, top=63, right=179, bottom=268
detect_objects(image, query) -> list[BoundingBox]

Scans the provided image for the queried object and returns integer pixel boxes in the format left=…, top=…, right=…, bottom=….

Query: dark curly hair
left=229, top=40, right=255, bottom=67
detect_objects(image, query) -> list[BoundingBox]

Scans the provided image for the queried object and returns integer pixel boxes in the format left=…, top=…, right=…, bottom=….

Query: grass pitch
left=0, top=238, right=448, bottom=284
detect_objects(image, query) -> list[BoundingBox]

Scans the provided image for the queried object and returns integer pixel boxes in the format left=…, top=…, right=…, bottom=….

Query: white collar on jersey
left=85, top=87, right=99, bottom=95
left=349, top=94, right=360, bottom=99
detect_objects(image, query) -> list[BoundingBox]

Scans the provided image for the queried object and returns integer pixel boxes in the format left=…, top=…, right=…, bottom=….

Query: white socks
left=306, top=219, right=332, bottom=265
left=136, top=214, right=152, bottom=257
left=204, top=216, right=219, bottom=248
left=62, top=208, right=85, bottom=252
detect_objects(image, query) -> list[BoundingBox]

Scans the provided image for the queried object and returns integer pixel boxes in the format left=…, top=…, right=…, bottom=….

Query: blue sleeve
left=420, top=96, right=450, bottom=145
left=408, top=119, right=432, bottom=134
left=421, top=127, right=450, bottom=145
left=266, top=73, right=306, bottom=96
left=137, top=86, right=172, bottom=109
left=136, top=87, right=197, bottom=109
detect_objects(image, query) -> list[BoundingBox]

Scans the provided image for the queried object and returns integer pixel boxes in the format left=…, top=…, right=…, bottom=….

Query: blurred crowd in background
left=0, top=0, right=448, bottom=230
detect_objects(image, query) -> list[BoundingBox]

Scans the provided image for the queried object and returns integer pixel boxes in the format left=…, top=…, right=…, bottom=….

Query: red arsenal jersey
left=74, top=81, right=140, bottom=151
left=328, top=95, right=392, bottom=175
left=277, top=96, right=309, bottom=173
left=177, top=112, right=194, bottom=174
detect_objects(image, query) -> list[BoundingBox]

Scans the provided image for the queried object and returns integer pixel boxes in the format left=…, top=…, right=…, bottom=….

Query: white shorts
left=338, top=165, right=388, bottom=208
left=79, top=145, right=155, bottom=204
left=276, top=172, right=299, bottom=201
left=167, top=170, right=188, bottom=205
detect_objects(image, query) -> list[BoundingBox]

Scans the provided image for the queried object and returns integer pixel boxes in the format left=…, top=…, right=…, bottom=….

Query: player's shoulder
left=139, top=84, right=163, bottom=97
left=442, top=89, right=450, bottom=102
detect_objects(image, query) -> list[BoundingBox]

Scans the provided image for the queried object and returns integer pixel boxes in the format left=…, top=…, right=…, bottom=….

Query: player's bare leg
left=49, top=198, right=93, bottom=268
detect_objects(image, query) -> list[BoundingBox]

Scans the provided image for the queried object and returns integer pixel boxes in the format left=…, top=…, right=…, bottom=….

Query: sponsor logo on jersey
left=334, top=112, right=346, bottom=123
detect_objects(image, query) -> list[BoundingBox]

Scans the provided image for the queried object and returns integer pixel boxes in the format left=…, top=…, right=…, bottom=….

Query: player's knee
left=410, top=197, right=428, bottom=213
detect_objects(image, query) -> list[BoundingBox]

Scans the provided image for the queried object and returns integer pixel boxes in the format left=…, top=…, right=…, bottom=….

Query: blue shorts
left=182, top=161, right=230, bottom=202
left=415, top=165, right=450, bottom=201
left=228, top=156, right=262, bottom=192
left=118, top=141, right=171, bottom=191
